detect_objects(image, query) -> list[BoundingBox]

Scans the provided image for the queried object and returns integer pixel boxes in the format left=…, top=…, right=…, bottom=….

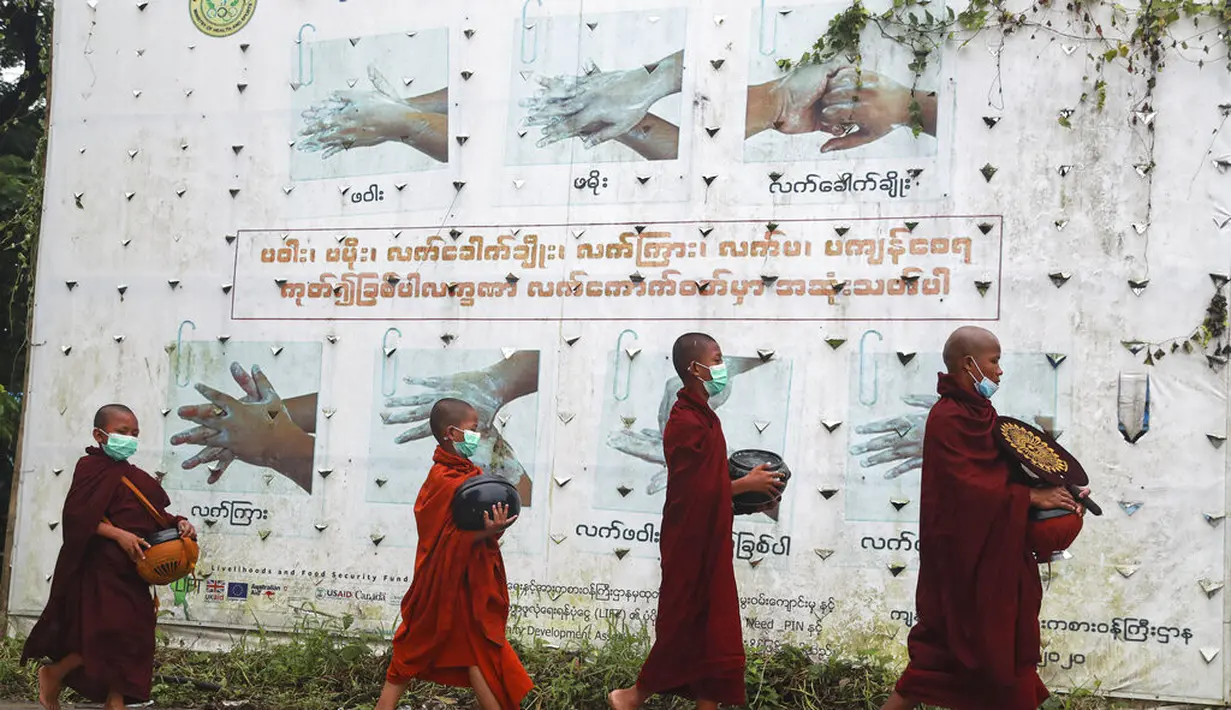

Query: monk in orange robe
left=882, top=327, right=1084, bottom=710
left=375, top=398, right=532, bottom=710
left=609, top=333, right=785, bottom=710
left=24, top=404, right=196, bottom=710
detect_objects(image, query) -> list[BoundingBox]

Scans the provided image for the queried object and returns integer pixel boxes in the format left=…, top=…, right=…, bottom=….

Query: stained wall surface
left=8, top=0, right=1231, bottom=703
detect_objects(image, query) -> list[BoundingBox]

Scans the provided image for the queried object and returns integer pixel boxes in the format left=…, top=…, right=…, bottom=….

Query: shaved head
left=93, top=404, right=135, bottom=430
left=429, top=398, right=477, bottom=443
left=672, top=332, right=719, bottom=379
left=943, top=326, right=1000, bottom=373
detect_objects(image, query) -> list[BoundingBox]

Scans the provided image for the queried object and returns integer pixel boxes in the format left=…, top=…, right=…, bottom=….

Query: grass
left=0, top=614, right=1155, bottom=710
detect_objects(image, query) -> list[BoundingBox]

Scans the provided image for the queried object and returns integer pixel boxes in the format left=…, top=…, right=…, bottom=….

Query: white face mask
left=967, top=357, right=999, bottom=399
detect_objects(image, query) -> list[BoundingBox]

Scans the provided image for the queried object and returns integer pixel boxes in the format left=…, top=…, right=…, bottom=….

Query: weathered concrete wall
left=8, top=0, right=1231, bottom=702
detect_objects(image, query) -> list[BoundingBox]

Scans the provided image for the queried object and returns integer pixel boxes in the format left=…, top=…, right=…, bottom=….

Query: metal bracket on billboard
left=858, top=329, right=882, bottom=406
left=175, top=320, right=196, bottom=388
left=296, top=24, right=316, bottom=88
left=613, top=329, right=638, bottom=402
left=758, top=0, right=778, bottom=56
left=520, top=0, right=542, bottom=64
left=381, top=327, right=402, bottom=397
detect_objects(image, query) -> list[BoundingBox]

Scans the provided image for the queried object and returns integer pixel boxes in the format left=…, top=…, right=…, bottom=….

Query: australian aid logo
left=189, top=0, right=257, bottom=38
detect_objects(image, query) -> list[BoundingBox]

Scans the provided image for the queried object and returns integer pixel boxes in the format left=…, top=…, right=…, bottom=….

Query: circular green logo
left=190, top=0, right=257, bottom=38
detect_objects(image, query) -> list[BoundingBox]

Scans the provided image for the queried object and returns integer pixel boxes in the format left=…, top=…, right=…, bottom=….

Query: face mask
left=452, top=428, right=481, bottom=459
left=695, top=361, right=729, bottom=397
left=101, top=431, right=139, bottom=461
left=967, top=357, right=999, bottom=399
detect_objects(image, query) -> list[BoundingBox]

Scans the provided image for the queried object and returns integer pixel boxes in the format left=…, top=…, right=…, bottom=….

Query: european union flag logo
left=226, top=582, right=249, bottom=600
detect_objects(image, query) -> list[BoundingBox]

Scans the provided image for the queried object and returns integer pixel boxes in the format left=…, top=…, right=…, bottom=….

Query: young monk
left=882, top=327, right=1084, bottom=710
left=609, top=333, right=785, bottom=710
left=24, top=404, right=196, bottom=710
left=375, top=398, right=532, bottom=710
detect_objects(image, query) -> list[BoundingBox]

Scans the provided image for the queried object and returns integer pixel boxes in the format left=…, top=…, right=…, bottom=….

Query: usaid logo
left=315, top=587, right=388, bottom=603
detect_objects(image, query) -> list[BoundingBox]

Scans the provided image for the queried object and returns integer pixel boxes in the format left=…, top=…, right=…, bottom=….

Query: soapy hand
left=766, top=61, right=843, bottom=134
left=849, top=394, right=938, bottom=479
left=604, top=355, right=772, bottom=495
left=172, top=362, right=265, bottom=482
left=299, top=66, right=441, bottom=158
left=814, top=66, right=914, bottom=152
left=522, top=53, right=682, bottom=149
left=382, top=365, right=529, bottom=488
left=172, top=363, right=314, bottom=491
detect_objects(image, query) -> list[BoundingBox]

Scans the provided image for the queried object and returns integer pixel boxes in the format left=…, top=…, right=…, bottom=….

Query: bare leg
left=608, top=684, right=649, bottom=709
left=38, top=654, right=84, bottom=710
left=468, top=666, right=501, bottom=710
left=695, top=700, right=718, bottom=710
left=881, top=691, right=919, bottom=710
left=373, top=680, right=410, bottom=710
left=102, top=691, right=126, bottom=710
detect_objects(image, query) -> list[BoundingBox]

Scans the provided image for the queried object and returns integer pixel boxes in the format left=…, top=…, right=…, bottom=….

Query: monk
left=375, top=398, right=532, bottom=710
left=609, top=333, right=785, bottom=710
left=24, top=404, right=196, bottom=710
left=882, top=327, right=1083, bottom=710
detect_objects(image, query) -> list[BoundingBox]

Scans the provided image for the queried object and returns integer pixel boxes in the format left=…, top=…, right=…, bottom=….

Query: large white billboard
left=8, top=0, right=1231, bottom=703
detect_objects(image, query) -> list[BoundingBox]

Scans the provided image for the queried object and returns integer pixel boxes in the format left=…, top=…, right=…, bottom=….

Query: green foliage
left=0, top=622, right=1161, bottom=709
left=0, top=385, right=20, bottom=450
left=776, top=0, right=1231, bottom=136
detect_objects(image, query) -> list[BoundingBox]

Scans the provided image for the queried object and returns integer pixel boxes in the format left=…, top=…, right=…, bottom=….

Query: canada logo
left=189, top=0, right=257, bottom=38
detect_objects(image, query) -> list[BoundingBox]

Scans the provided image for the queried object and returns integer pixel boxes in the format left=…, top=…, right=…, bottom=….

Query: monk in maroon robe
left=882, top=327, right=1083, bottom=710
left=610, top=333, right=784, bottom=710
left=375, top=398, right=530, bottom=710
left=24, top=404, right=195, bottom=710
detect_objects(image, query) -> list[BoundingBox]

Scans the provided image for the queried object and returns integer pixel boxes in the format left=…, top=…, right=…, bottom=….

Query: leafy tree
left=0, top=0, right=51, bottom=552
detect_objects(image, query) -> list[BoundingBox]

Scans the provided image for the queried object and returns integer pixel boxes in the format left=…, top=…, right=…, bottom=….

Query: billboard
left=8, top=0, right=1230, bottom=703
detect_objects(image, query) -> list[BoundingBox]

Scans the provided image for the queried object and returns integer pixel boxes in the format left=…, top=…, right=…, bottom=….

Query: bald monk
left=375, top=398, right=532, bottom=710
left=609, top=333, right=785, bottom=710
left=24, top=404, right=196, bottom=710
left=882, top=327, right=1083, bottom=710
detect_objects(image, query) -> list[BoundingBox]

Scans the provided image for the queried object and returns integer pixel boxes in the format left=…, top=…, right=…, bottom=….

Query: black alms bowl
left=145, top=527, right=182, bottom=546
left=728, top=449, right=792, bottom=515
left=452, top=474, right=523, bottom=531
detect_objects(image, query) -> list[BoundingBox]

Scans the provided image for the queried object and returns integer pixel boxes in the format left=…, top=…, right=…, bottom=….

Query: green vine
left=775, top=0, right=1231, bottom=135
left=1123, top=281, right=1229, bottom=368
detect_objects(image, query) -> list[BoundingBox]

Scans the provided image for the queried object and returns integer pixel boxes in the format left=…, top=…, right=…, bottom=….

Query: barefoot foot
left=608, top=687, right=642, bottom=710
left=37, top=666, right=61, bottom=710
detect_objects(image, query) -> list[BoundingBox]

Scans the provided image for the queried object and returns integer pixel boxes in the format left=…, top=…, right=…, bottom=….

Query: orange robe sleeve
left=636, top=389, right=745, bottom=706
left=385, top=447, right=532, bottom=710
left=896, top=374, right=1048, bottom=710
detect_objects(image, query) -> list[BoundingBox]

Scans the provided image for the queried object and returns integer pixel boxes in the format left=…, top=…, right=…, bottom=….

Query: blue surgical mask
left=968, top=357, right=999, bottom=399
left=452, top=428, right=481, bottom=459
left=695, top=361, right=729, bottom=397
left=100, top=431, right=139, bottom=461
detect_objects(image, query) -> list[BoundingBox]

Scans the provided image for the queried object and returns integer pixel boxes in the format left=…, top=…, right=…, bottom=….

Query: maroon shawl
left=22, top=447, right=181, bottom=703
left=637, top=388, right=745, bottom=705
left=896, top=374, right=1048, bottom=709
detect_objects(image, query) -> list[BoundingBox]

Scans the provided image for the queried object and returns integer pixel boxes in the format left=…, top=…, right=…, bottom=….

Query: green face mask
left=695, top=361, right=729, bottom=397
left=452, top=428, right=481, bottom=459
left=100, top=431, right=139, bottom=461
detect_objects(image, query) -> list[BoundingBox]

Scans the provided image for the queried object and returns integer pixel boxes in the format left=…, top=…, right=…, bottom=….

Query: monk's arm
left=95, top=521, right=123, bottom=541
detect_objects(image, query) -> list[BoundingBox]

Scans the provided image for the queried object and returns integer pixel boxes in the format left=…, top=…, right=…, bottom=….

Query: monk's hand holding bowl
left=1029, top=485, right=1080, bottom=514
left=737, top=464, right=786, bottom=496
left=478, top=503, right=518, bottom=541
left=1075, top=487, right=1091, bottom=517
left=177, top=519, right=197, bottom=540
left=115, top=530, right=150, bottom=563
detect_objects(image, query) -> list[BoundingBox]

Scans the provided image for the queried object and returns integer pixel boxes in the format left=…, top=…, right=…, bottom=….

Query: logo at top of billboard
left=315, top=587, right=389, bottom=604
left=189, top=0, right=257, bottom=38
